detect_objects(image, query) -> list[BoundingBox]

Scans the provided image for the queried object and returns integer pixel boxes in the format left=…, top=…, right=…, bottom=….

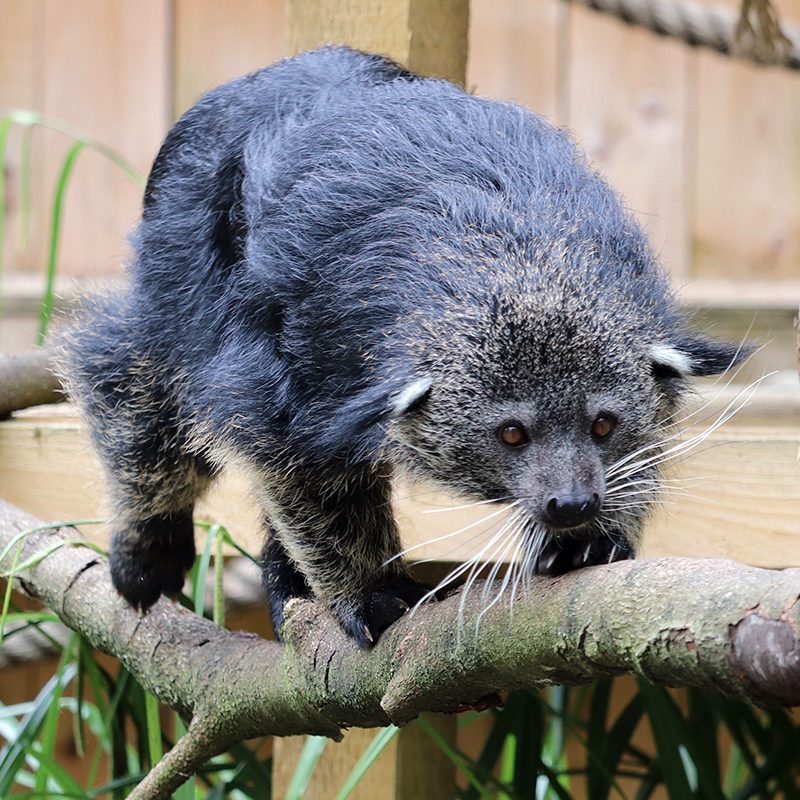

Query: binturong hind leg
left=61, top=316, right=213, bottom=609
left=107, top=454, right=212, bottom=611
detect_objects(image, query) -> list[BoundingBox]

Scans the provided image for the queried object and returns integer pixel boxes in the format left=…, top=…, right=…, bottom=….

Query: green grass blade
left=224, top=740, right=272, bottom=794
left=509, top=691, right=543, bottom=799
left=78, top=640, right=111, bottom=790
left=25, top=744, right=89, bottom=798
left=542, top=685, right=571, bottom=798
left=6, top=538, right=93, bottom=576
left=0, top=703, right=37, bottom=720
left=88, top=771, right=149, bottom=797
left=536, top=760, right=574, bottom=800
left=0, top=540, right=24, bottom=652
left=0, top=663, right=78, bottom=795
left=1, top=611, right=60, bottom=625
left=3, top=109, right=146, bottom=187
left=194, top=524, right=220, bottom=615
left=214, top=527, right=225, bottom=626
left=417, top=715, right=518, bottom=799
left=91, top=666, right=132, bottom=798
left=34, top=633, right=78, bottom=796
left=499, top=733, right=515, bottom=800
left=285, top=735, right=328, bottom=800
left=595, top=693, right=643, bottom=800
left=334, top=725, right=399, bottom=800
left=636, top=681, right=693, bottom=798
left=0, top=521, right=105, bottom=574
left=686, top=689, right=720, bottom=786
left=217, top=525, right=259, bottom=564
left=463, top=708, right=514, bottom=800
left=38, top=140, right=85, bottom=344
left=586, top=680, right=612, bottom=800
left=145, top=692, right=163, bottom=768
left=18, top=122, right=32, bottom=249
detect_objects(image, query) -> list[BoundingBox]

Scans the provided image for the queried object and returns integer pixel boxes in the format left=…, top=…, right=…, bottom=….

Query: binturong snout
left=541, top=481, right=604, bottom=530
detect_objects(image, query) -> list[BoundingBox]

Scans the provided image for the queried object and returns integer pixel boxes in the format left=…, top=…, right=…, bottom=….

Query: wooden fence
left=0, top=2, right=798, bottom=797
left=0, top=0, right=799, bottom=293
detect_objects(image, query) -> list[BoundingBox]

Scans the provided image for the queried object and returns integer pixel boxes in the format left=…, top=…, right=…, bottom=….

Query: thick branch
left=0, top=350, right=64, bottom=418
left=2, top=499, right=800, bottom=799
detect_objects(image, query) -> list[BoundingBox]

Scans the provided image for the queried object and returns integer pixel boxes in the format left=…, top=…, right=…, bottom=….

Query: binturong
left=61, top=46, right=747, bottom=648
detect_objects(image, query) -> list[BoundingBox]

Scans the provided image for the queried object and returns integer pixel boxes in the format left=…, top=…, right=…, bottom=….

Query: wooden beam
left=287, top=0, right=470, bottom=85
left=0, top=398, right=798, bottom=568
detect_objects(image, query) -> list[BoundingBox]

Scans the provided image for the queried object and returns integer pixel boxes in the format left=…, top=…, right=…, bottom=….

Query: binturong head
left=381, top=233, right=748, bottom=587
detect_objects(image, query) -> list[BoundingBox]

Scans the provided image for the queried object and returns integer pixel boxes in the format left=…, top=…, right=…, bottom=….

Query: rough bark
left=1, top=499, right=800, bottom=799
left=0, top=350, right=64, bottom=419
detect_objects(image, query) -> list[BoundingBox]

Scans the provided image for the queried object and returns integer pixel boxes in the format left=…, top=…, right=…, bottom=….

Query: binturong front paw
left=333, top=575, right=436, bottom=649
left=533, top=534, right=634, bottom=577
left=109, top=514, right=196, bottom=611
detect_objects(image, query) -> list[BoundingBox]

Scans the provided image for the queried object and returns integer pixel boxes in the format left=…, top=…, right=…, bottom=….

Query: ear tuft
left=650, top=344, right=693, bottom=380
left=652, top=334, right=751, bottom=379
left=390, top=377, right=433, bottom=417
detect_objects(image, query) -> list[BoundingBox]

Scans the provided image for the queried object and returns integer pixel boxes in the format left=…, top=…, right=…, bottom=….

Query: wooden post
left=282, top=6, right=468, bottom=794
left=287, top=0, right=469, bottom=85
left=271, top=714, right=457, bottom=800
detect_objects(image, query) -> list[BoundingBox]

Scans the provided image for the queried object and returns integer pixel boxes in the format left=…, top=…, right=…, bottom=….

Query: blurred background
left=1, top=0, right=799, bottom=361
left=0, top=2, right=799, bottom=798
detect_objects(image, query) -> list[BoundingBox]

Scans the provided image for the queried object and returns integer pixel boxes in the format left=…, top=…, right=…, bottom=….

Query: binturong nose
left=542, top=485, right=603, bottom=530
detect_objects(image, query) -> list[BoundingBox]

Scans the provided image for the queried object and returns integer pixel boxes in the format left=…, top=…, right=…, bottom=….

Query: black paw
left=334, top=575, right=436, bottom=649
left=533, top=535, right=634, bottom=577
left=109, top=514, right=196, bottom=611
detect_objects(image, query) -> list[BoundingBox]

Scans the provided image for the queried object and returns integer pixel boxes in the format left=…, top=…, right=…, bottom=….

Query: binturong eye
left=497, top=421, right=530, bottom=448
left=591, top=415, right=617, bottom=440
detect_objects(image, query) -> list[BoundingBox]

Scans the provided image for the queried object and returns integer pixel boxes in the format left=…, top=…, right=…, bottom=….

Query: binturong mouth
left=531, top=526, right=634, bottom=577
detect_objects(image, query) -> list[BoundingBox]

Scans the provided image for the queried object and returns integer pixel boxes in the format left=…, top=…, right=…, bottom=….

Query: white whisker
left=510, top=524, right=546, bottom=614
left=456, top=509, right=528, bottom=626
left=410, top=508, right=527, bottom=616
left=606, top=372, right=772, bottom=482
left=384, top=501, right=519, bottom=564
left=607, top=374, right=769, bottom=485
left=422, top=496, right=514, bottom=514
left=476, top=521, right=530, bottom=631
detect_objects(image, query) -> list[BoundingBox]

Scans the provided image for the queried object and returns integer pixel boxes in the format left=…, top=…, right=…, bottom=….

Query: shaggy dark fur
left=62, top=46, right=742, bottom=647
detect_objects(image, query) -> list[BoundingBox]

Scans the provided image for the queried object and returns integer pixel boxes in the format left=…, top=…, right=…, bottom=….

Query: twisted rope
left=570, top=0, right=800, bottom=70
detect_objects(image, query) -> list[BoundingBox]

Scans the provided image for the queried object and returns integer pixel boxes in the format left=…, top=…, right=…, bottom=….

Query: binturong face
left=387, top=275, right=745, bottom=599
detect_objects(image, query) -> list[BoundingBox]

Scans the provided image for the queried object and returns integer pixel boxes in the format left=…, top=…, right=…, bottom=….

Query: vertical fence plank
left=273, top=729, right=398, bottom=800
left=565, top=5, right=691, bottom=280
left=173, top=0, right=287, bottom=117
left=275, top=7, right=468, bottom=793
left=0, top=0, right=42, bottom=275
left=467, top=0, right=562, bottom=120
left=33, top=0, right=170, bottom=277
left=288, top=0, right=469, bottom=85
left=0, top=1, right=40, bottom=108
left=692, top=0, right=800, bottom=281
left=272, top=715, right=456, bottom=800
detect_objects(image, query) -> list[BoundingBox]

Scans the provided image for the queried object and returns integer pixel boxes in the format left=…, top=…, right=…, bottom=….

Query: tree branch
left=0, top=350, right=64, bottom=419
left=2, top=498, right=799, bottom=799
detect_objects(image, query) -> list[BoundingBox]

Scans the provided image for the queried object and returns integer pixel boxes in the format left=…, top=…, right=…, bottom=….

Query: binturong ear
left=388, top=376, right=433, bottom=417
left=650, top=334, right=749, bottom=380
left=313, top=375, right=433, bottom=462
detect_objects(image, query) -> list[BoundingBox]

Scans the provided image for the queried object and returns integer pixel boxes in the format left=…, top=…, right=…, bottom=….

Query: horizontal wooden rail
left=0, top=397, right=797, bottom=568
